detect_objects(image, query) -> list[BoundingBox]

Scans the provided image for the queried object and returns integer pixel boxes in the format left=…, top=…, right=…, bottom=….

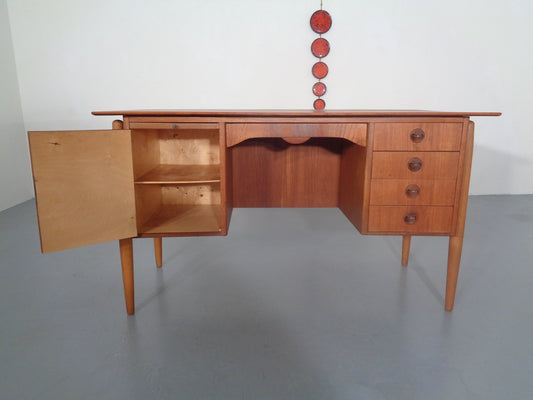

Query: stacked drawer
left=368, top=122, right=463, bottom=233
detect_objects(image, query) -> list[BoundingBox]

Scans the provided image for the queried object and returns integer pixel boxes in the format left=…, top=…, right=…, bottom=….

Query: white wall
left=6, top=0, right=533, bottom=195
left=0, top=0, right=33, bottom=211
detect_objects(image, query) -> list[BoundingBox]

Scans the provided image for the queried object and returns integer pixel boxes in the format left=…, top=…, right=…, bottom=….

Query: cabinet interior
left=131, top=126, right=222, bottom=234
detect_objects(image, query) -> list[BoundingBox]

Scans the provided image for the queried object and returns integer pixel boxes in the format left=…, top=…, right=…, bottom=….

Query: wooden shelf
left=135, top=164, right=220, bottom=184
left=140, top=205, right=221, bottom=234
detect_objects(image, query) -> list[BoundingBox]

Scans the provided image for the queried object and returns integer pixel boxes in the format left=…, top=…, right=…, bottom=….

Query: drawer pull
left=407, top=157, right=423, bottom=172
left=405, top=184, right=420, bottom=198
left=410, top=128, right=426, bottom=143
left=404, top=212, right=418, bottom=225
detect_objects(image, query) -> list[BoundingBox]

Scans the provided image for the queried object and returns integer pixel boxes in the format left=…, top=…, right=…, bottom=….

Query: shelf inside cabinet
left=135, top=164, right=221, bottom=184
left=140, top=205, right=221, bottom=234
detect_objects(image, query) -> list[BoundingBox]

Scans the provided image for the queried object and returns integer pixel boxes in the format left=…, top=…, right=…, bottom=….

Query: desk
left=28, top=110, right=500, bottom=314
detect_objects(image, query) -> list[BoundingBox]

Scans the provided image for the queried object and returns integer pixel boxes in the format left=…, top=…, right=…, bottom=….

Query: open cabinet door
left=28, top=130, right=137, bottom=253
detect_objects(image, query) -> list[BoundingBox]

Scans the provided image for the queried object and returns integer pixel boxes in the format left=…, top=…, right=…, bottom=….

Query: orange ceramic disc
left=312, top=82, right=327, bottom=97
left=310, top=10, right=332, bottom=34
left=311, top=38, right=330, bottom=58
left=313, top=98, right=326, bottom=110
left=312, top=62, right=328, bottom=79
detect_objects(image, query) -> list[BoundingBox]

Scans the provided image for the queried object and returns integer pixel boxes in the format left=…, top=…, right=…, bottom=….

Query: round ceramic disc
left=313, top=98, right=326, bottom=110
left=311, top=38, right=330, bottom=58
left=312, top=82, right=327, bottom=97
left=312, top=62, right=328, bottom=79
left=310, top=10, right=332, bottom=34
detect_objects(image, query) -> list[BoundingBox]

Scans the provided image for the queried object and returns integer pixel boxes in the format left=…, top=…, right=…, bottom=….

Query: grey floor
left=1, top=195, right=532, bottom=400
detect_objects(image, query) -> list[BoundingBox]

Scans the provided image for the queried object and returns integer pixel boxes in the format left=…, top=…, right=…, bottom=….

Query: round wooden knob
left=410, top=128, right=425, bottom=143
left=405, top=184, right=420, bottom=198
left=407, top=157, right=423, bottom=172
left=404, top=212, right=418, bottom=225
left=112, top=120, right=123, bottom=130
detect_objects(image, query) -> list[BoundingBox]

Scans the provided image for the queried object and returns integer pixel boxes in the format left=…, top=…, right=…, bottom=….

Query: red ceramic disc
left=312, top=62, right=328, bottom=79
left=310, top=10, right=332, bottom=34
left=312, top=82, right=327, bottom=97
left=311, top=38, right=330, bottom=58
left=313, top=98, right=326, bottom=110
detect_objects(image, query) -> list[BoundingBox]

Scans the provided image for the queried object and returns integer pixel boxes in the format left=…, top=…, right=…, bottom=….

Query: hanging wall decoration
left=310, top=2, right=332, bottom=110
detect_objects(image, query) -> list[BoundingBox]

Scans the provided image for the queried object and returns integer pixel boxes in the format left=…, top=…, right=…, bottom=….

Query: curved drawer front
left=368, top=206, right=454, bottom=233
left=373, top=122, right=463, bottom=151
left=226, top=123, right=367, bottom=147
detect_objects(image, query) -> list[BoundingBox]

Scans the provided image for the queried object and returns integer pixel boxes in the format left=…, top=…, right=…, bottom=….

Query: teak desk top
left=93, top=109, right=501, bottom=117
left=28, top=109, right=500, bottom=315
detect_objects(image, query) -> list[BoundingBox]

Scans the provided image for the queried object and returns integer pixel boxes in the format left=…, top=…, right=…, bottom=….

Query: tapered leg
left=154, top=237, right=163, bottom=268
left=445, top=235, right=463, bottom=311
left=444, top=121, right=475, bottom=311
left=119, top=238, right=135, bottom=315
left=401, top=235, right=411, bottom=266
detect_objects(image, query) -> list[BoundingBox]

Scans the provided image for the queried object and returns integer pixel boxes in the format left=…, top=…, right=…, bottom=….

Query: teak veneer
left=28, top=110, right=500, bottom=314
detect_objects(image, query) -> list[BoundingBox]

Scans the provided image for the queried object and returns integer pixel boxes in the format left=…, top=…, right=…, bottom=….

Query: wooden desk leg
left=119, top=238, right=135, bottom=315
left=445, top=120, right=475, bottom=311
left=401, top=235, right=411, bottom=266
left=154, top=238, right=163, bottom=268
left=445, top=236, right=463, bottom=311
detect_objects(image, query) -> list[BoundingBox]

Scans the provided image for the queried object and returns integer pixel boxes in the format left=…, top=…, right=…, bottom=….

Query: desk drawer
left=369, top=179, right=456, bottom=205
left=226, top=123, right=367, bottom=147
left=129, top=122, right=219, bottom=130
left=373, top=122, right=462, bottom=151
left=371, top=152, right=459, bottom=180
left=368, top=206, right=454, bottom=233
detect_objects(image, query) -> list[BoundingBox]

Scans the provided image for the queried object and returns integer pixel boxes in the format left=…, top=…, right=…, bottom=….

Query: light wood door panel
left=28, top=130, right=137, bottom=253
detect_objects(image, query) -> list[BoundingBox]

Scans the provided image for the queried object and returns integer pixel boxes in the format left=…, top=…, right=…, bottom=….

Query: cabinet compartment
left=131, top=127, right=220, bottom=178
left=135, top=184, right=221, bottom=233
left=131, top=126, right=222, bottom=234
